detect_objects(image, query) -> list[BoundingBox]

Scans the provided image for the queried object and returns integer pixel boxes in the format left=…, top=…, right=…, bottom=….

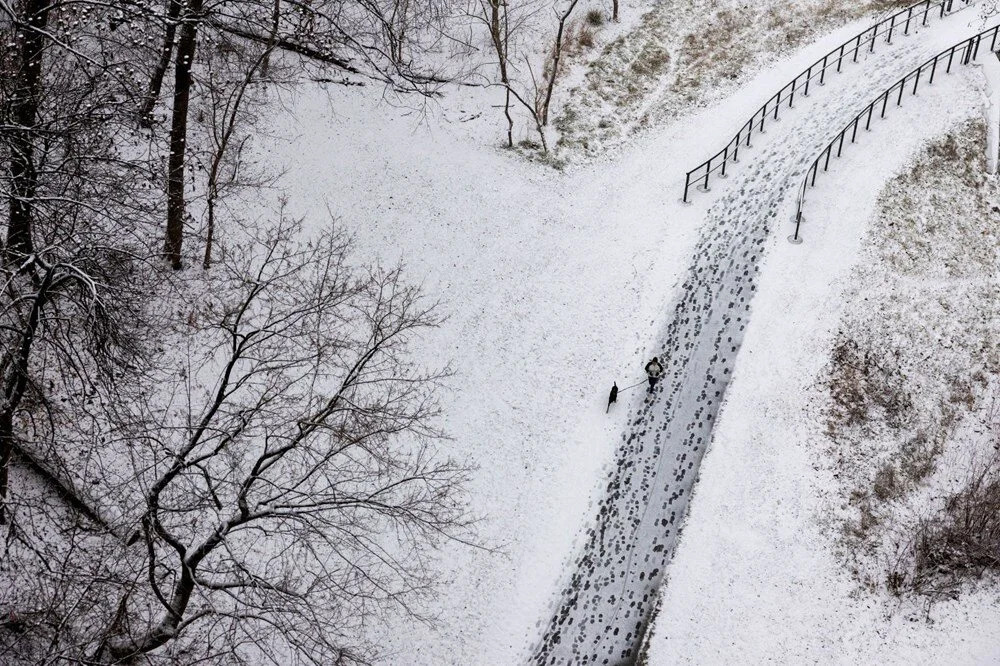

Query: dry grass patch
left=820, top=120, right=1000, bottom=601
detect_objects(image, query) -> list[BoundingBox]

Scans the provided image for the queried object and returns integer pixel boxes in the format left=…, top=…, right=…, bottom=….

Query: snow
left=238, top=1, right=1000, bottom=663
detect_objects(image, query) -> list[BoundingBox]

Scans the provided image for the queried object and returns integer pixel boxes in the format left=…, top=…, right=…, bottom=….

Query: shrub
left=912, top=457, right=1000, bottom=591
left=586, top=9, right=604, bottom=26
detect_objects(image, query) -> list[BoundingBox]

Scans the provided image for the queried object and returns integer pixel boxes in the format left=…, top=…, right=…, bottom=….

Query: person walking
left=645, top=356, right=664, bottom=392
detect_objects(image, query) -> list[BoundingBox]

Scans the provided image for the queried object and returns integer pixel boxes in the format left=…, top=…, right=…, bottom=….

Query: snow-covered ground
left=240, top=2, right=1000, bottom=663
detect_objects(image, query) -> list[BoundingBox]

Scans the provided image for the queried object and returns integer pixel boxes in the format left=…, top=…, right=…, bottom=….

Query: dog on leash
left=606, top=382, right=619, bottom=413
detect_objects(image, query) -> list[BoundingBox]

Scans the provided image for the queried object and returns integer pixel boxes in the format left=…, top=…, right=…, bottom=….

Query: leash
left=619, top=379, right=646, bottom=392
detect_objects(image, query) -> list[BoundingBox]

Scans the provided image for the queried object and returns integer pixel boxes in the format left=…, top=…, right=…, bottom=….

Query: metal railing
left=788, top=24, right=1000, bottom=242
left=681, top=0, right=974, bottom=203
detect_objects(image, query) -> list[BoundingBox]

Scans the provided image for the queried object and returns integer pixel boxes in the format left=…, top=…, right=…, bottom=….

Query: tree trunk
left=6, top=0, right=51, bottom=260
left=612, top=0, right=619, bottom=22
left=108, top=546, right=198, bottom=660
left=487, top=0, right=513, bottom=147
left=139, top=0, right=183, bottom=128
left=164, top=0, right=204, bottom=270
left=0, top=266, right=54, bottom=523
left=260, top=0, right=281, bottom=77
left=540, top=0, right=580, bottom=126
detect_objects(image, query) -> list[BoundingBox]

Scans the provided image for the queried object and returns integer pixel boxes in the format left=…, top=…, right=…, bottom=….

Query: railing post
left=973, top=34, right=982, bottom=61
left=904, top=7, right=912, bottom=34
left=897, top=79, right=905, bottom=105
left=912, top=67, right=921, bottom=94
left=922, top=0, right=930, bottom=26
left=887, top=15, right=895, bottom=44
left=789, top=209, right=804, bottom=244
left=870, top=26, right=877, bottom=53
left=700, top=164, right=710, bottom=191
left=823, top=145, right=832, bottom=172
left=788, top=82, right=795, bottom=108
left=881, top=89, right=890, bottom=118
left=929, top=55, right=938, bottom=83
left=854, top=34, right=862, bottom=62
left=820, top=57, right=827, bottom=85
left=810, top=161, right=819, bottom=187
left=851, top=116, right=860, bottom=143
left=683, top=173, right=691, bottom=203
left=837, top=130, right=846, bottom=157
left=804, top=67, right=811, bottom=96
left=837, top=44, right=845, bottom=72
left=721, top=146, right=729, bottom=177
left=991, top=26, right=999, bottom=54
left=865, top=103, right=874, bottom=131
left=947, top=45, right=955, bottom=73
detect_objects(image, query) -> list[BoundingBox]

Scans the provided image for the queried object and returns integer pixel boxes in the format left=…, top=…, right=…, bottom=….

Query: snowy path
left=531, top=15, right=985, bottom=666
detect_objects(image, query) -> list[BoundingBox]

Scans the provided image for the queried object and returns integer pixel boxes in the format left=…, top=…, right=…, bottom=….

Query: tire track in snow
left=531, top=33, right=954, bottom=666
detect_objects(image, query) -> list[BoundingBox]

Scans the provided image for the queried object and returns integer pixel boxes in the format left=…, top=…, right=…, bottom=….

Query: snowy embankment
left=246, top=3, right=998, bottom=664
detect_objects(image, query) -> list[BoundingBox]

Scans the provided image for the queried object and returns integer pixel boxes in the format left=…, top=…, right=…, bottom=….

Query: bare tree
left=201, top=44, right=275, bottom=269
left=97, top=219, right=469, bottom=662
left=161, top=0, right=457, bottom=268
left=475, top=0, right=549, bottom=150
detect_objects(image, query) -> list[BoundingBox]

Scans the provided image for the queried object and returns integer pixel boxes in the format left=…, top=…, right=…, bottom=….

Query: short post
left=788, top=209, right=804, bottom=244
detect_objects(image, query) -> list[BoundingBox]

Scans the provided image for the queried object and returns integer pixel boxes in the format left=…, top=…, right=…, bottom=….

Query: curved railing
left=682, top=0, right=975, bottom=203
left=788, top=24, right=1000, bottom=242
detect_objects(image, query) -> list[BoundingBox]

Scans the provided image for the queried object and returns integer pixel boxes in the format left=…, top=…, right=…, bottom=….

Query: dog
left=606, top=382, right=618, bottom=413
